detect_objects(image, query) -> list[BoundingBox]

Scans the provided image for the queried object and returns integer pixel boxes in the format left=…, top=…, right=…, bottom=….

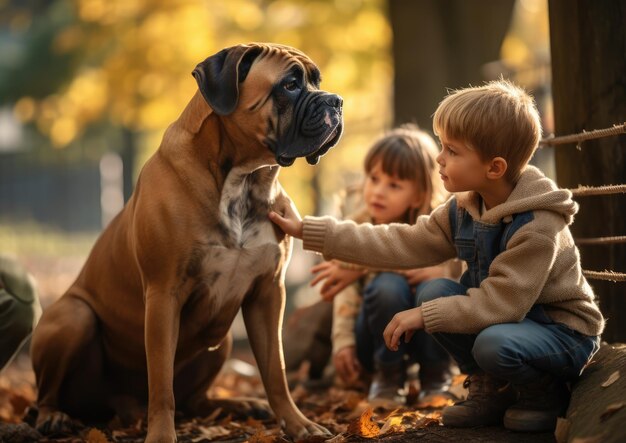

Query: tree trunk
left=388, top=0, right=515, bottom=129
left=548, top=0, right=626, bottom=342
left=563, top=343, right=626, bottom=442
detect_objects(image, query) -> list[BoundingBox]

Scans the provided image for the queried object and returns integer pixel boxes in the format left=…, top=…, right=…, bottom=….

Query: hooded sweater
left=303, top=166, right=605, bottom=337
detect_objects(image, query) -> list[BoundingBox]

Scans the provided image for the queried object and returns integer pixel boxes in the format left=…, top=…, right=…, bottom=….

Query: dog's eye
left=284, top=81, right=298, bottom=92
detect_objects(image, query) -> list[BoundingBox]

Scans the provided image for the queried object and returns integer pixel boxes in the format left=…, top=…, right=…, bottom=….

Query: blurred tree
left=1, top=0, right=393, bottom=216
left=388, top=0, right=515, bottom=129
left=549, top=0, right=626, bottom=342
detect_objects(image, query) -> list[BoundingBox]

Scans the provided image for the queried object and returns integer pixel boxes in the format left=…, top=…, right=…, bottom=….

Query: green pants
left=0, top=255, right=42, bottom=371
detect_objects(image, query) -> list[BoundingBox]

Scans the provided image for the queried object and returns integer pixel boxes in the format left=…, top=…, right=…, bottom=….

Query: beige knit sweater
left=303, top=166, right=605, bottom=337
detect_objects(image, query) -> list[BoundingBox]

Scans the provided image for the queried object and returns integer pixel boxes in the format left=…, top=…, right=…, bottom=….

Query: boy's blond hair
left=433, top=79, right=542, bottom=183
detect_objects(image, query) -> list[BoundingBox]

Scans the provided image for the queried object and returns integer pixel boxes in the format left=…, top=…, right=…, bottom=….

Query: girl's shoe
left=367, top=361, right=407, bottom=406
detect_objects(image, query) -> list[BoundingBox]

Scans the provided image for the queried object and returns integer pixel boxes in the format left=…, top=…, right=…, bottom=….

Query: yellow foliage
left=21, top=0, right=392, bottom=211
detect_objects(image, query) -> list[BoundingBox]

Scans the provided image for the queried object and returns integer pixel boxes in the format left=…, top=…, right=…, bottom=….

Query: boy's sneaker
left=368, top=361, right=407, bottom=407
left=504, top=374, right=569, bottom=432
left=442, top=372, right=516, bottom=427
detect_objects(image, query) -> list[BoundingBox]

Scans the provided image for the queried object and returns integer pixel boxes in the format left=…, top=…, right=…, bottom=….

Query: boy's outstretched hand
left=269, top=203, right=304, bottom=239
left=383, top=307, right=425, bottom=351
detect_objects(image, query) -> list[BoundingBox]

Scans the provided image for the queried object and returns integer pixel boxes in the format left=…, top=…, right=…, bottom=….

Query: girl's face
left=363, top=161, right=424, bottom=224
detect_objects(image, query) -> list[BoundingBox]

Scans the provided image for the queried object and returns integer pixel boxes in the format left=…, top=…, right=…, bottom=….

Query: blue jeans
left=355, top=273, right=450, bottom=372
left=416, top=278, right=600, bottom=383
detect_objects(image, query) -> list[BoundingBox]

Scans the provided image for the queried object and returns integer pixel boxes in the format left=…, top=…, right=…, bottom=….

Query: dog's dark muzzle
left=275, top=92, right=343, bottom=167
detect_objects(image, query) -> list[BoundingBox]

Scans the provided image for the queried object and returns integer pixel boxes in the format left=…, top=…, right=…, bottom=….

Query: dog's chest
left=191, top=167, right=284, bottom=308
left=216, top=166, right=278, bottom=249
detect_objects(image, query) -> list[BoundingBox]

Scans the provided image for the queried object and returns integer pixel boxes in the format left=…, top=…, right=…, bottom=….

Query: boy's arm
left=421, top=228, right=558, bottom=335
left=302, top=200, right=457, bottom=270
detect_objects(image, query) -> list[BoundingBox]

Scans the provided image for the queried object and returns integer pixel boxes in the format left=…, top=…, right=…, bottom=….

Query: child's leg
left=410, top=282, right=455, bottom=397
left=469, top=317, right=599, bottom=432
left=415, top=278, right=481, bottom=374
left=416, top=279, right=516, bottom=426
left=355, top=272, right=414, bottom=370
left=472, top=319, right=600, bottom=384
left=355, top=272, right=414, bottom=403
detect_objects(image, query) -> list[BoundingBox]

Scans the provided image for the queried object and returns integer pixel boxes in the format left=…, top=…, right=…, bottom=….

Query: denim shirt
left=447, top=198, right=552, bottom=324
left=448, top=197, right=534, bottom=288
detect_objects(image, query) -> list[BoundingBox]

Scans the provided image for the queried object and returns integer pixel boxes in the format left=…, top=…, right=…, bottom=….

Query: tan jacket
left=304, top=166, right=605, bottom=337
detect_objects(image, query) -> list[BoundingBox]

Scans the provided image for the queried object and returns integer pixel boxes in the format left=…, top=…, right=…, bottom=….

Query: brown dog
left=30, top=43, right=343, bottom=442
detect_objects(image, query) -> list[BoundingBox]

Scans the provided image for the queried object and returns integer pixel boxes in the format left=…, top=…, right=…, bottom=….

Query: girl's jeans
left=416, top=278, right=600, bottom=384
left=355, top=272, right=450, bottom=372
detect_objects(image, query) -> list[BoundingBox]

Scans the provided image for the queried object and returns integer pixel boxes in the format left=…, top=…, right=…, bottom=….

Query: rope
left=570, top=184, right=626, bottom=197
left=576, top=236, right=626, bottom=246
left=583, top=270, right=626, bottom=282
left=540, top=122, right=626, bottom=146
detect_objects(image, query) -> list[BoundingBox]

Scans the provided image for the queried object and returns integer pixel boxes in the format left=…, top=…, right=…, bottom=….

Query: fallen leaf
left=600, top=370, right=620, bottom=387
left=572, top=434, right=607, bottom=443
left=246, top=416, right=265, bottom=428
left=85, top=428, right=110, bottom=443
left=599, top=401, right=625, bottom=422
left=324, top=434, right=347, bottom=443
left=248, top=428, right=277, bottom=443
left=378, top=413, right=405, bottom=436
left=346, top=408, right=380, bottom=438
left=554, top=417, right=570, bottom=443
left=415, top=394, right=456, bottom=409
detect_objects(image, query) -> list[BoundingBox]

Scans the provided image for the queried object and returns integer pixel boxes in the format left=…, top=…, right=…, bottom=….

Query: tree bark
left=548, top=0, right=626, bottom=342
left=388, top=0, right=515, bottom=129
left=563, top=343, right=626, bottom=443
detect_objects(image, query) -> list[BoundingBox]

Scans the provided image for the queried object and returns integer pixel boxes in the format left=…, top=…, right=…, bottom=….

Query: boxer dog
left=31, top=43, right=343, bottom=442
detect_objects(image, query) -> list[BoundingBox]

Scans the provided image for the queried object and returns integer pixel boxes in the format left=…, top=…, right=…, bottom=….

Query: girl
left=312, top=124, right=459, bottom=405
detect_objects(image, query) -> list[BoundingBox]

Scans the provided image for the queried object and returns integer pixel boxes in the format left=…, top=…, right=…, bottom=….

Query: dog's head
left=192, top=43, right=343, bottom=166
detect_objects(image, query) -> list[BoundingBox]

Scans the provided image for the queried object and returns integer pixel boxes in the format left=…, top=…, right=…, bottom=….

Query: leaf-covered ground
left=0, top=350, right=557, bottom=443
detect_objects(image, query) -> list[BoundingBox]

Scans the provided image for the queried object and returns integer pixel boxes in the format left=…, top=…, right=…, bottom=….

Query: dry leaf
left=195, top=425, right=232, bottom=440
left=599, top=401, right=625, bottom=422
left=571, top=434, right=607, bottom=443
left=248, top=428, right=277, bottom=443
left=415, top=394, right=456, bottom=409
left=324, top=434, right=347, bottom=443
left=85, top=428, right=109, bottom=443
left=600, top=370, right=620, bottom=387
left=378, top=413, right=405, bottom=436
left=347, top=408, right=380, bottom=438
left=554, top=417, right=571, bottom=443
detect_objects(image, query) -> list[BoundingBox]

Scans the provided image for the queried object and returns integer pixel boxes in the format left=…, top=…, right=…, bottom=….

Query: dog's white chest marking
left=190, top=165, right=285, bottom=323
left=218, top=165, right=279, bottom=249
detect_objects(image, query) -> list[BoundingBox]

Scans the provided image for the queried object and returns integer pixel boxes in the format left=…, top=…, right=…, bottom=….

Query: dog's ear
left=192, top=45, right=263, bottom=116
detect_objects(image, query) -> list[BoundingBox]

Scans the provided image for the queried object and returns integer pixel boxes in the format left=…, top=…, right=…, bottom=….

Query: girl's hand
left=311, top=261, right=363, bottom=301
left=269, top=202, right=303, bottom=239
left=333, top=346, right=361, bottom=384
left=401, top=265, right=447, bottom=286
left=383, top=307, right=424, bottom=351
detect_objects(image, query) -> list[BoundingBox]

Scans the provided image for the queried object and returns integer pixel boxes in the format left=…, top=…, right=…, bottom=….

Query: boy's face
left=436, top=134, right=492, bottom=194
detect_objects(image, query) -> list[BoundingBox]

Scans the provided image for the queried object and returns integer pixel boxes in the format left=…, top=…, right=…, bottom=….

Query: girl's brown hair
left=361, top=124, right=446, bottom=223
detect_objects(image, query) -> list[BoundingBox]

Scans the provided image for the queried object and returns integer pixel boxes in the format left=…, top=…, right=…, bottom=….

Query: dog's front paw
left=36, top=408, right=83, bottom=435
left=145, top=412, right=176, bottom=443
left=280, top=413, right=332, bottom=440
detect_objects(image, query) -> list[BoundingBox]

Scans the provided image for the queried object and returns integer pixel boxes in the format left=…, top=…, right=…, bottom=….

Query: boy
left=269, top=79, right=604, bottom=432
